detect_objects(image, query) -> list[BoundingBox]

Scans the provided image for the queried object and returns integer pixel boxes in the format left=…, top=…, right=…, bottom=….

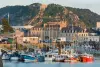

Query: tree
left=2, top=18, right=14, bottom=34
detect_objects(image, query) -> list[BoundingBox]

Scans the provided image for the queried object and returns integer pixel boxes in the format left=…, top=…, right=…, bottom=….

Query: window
left=49, top=55, right=52, bottom=58
left=45, top=55, right=47, bottom=57
left=82, top=34, right=83, bottom=36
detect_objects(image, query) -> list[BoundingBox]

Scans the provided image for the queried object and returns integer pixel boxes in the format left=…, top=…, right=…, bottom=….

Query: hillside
left=0, top=3, right=100, bottom=27
left=0, top=3, right=41, bottom=25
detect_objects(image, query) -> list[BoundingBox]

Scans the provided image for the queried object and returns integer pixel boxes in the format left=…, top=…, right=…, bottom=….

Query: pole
left=8, top=13, right=9, bottom=24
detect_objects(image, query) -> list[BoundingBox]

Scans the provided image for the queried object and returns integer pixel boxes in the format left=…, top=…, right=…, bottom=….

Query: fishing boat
left=9, top=51, right=20, bottom=61
left=18, top=54, right=37, bottom=62
left=45, top=54, right=55, bottom=62
left=79, top=53, right=94, bottom=62
left=2, top=53, right=10, bottom=60
left=53, top=55, right=67, bottom=62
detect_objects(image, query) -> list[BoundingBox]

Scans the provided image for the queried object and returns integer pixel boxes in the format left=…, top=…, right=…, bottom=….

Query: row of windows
left=60, top=33, right=88, bottom=37
left=62, top=30, right=78, bottom=33
left=78, top=34, right=88, bottom=36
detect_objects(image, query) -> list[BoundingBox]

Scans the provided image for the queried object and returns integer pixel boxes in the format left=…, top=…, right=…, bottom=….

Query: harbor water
left=3, top=59, right=100, bottom=67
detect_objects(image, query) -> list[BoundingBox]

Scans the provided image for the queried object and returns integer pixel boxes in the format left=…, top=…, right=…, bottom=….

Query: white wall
left=88, top=36, right=100, bottom=42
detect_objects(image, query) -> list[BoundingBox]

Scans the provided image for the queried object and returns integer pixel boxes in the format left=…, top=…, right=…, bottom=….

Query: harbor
left=3, top=59, right=100, bottom=67
left=0, top=1, right=100, bottom=67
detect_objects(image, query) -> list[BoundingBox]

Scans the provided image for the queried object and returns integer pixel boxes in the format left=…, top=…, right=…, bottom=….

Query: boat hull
left=80, top=56, right=93, bottom=62
left=10, top=57, right=19, bottom=61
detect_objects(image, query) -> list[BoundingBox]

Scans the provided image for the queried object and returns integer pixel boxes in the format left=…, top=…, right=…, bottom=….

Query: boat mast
left=8, top=13, right=9, bottom=24
left=69, top=13, right=74, bottom=55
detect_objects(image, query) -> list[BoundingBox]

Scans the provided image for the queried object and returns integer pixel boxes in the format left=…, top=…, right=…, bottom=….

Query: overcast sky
left=0, top=0, right=100, bottom=14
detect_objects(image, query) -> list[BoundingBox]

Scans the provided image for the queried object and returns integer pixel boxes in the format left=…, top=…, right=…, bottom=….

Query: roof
left=61, top=26, right=83, bottom=32
left=45, top=25, right=60, bottom=28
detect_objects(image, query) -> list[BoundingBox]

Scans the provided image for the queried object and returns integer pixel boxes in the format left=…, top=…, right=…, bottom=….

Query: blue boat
left=18, top=54, right=37, bottom=62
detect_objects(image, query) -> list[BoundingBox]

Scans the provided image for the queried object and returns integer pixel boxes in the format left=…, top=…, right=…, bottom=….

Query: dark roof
left=61, top=26, right=83, bottom=32
left=45, top=25, right=60, bottom=28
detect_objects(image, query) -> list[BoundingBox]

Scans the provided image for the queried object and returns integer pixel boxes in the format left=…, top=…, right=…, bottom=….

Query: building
left=77, top=32, right=89, bottom=42
left=87, top=36, right=100, bottom=42
left=60, top=26, right=83, bottom=42
left=23, top=37, right=39, bottom=44
left=14, top=30, right=24, bottom=44
left=40, top=4, right=47, bottom=10
left=96, top=22, right=100, bottom=28
left=44, top=21, right=68, bottom=30
left=42, top=25, right=60, bottom=42
left=30, top=26, right=43, bottom=37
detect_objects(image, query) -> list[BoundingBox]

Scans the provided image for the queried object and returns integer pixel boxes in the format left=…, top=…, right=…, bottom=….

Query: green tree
left=2, top=18, right=14, bottom=34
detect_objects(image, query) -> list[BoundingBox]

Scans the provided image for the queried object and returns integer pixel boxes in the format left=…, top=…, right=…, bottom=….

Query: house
left=44, top=21, right=68, bottom=30
left=42, top=24, right=60, bottom=42
left=23, top=37, right=39, bottom=44
left=87, top=36, right=100, bottom=42
left=60, top=26, right=83, bottom=42
left=30, top=26, right=43, bottom=37
left=13, top=30, right=24, bottom=44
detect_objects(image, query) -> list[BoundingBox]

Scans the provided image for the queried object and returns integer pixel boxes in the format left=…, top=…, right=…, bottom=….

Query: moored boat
left=79, top=53, right=94, bottom=63
left=53, top=55, right=66, bottom=62
left=18, top=54, right=37, bottom=62
left=45, top=54, right=55, bottom=62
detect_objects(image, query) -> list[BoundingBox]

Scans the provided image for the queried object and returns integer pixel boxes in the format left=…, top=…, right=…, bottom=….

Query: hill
left=0, top=3, right=100, bottom=28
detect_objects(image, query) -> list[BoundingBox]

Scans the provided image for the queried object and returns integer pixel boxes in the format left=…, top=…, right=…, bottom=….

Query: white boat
left=45, top=54, right=55, bottom=62
left=10, top=57, right=19, bottom=61
left=54, top=55, right=67, bottom=62
left=2, top=53, right=10, bottom=60
left=44, top=50, right=58, bottom=62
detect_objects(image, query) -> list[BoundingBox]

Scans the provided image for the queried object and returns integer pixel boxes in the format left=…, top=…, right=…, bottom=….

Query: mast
left=8, top=13, right=9, bottom=24
left=49, top=24, right=51, bottom=50
left=69, top=13, right=74, bottom=56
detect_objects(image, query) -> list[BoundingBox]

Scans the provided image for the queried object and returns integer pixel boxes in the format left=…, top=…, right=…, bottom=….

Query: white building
left=87, top=36, right=100, bottom=42
left=60, top=26, right=83, bottom=42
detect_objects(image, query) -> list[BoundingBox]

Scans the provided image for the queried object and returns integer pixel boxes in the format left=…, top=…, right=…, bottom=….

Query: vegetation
left=66, top=7, right=100, bottom=27
left=0, top=3, right=100, bottom=27
left=0, top=3, right=41, bottom=25
left=1, top=18, right=14, bottom=34
left=44, top=4, right=64, bottom=17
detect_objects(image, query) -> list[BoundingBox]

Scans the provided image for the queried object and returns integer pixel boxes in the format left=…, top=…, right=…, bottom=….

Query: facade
left=14, top=30, right=24, bottom=44
left=23, top=37, right=39, bottom=44
left=42, top=25, right=60, bottom=42
left=77, top=32, right=89, bottom=42
left=30, top=26, right=43, bottom=37
left=60, top=26, right=83, bottom=42
left=40, top=4, right=47, bottom=10
left=44, top=21, right=68, bottom=30
left=96, top=22, right=100, bottom=28
left=87, top=36, right=100, bottom=42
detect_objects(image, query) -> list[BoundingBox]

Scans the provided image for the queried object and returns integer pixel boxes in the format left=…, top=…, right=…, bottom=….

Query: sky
left=0, top=0, right=100, bottom=14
